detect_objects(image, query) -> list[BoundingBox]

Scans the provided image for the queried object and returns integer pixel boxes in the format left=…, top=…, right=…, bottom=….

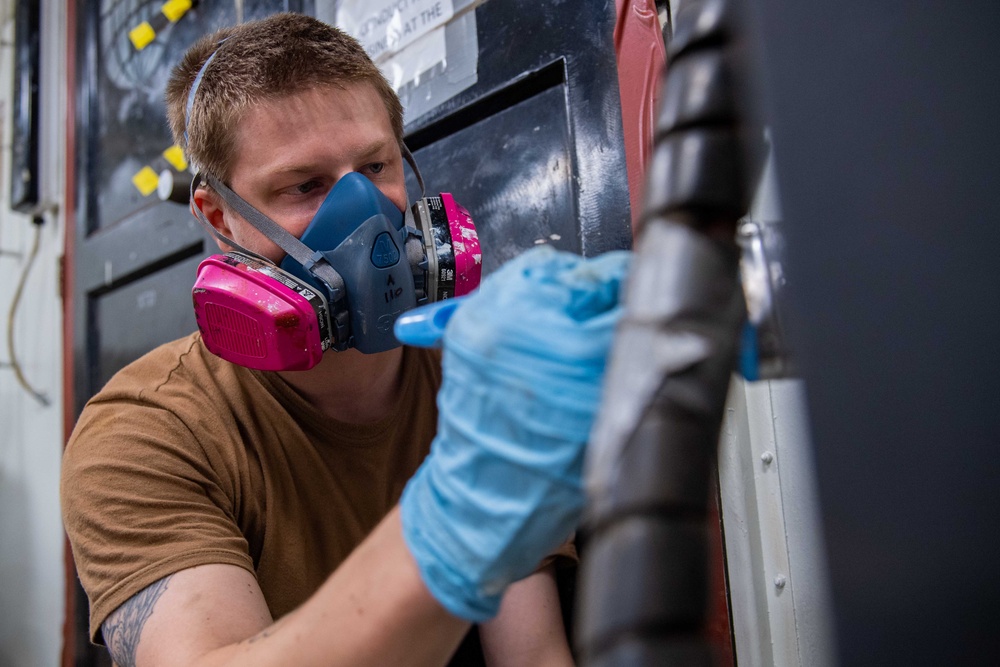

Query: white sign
left=380, top=27, right=447, bottom=91
left=337, top=0, right=455, bottom=63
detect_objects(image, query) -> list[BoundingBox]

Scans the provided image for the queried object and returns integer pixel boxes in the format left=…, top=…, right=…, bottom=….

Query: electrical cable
left=4, top=218, right=50, bottom=407
left=576, top=0, right=765, bottom=663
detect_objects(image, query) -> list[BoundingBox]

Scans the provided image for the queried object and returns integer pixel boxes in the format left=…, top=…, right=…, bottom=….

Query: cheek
left=379, top=161, right=410, bottom=212
left=381, top=183, right=410, bottom=212
left=230, top=219, right=288, bottom=264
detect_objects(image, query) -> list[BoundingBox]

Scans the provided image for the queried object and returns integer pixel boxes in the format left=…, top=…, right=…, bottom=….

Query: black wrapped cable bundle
left=577, top=0, right=765, bottom=665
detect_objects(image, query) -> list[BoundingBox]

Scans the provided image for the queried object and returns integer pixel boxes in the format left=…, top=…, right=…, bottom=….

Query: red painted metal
left=613, top=0, right=666, bottom=232
left=707, top=475, right=736, bottom=665
left=613, top=3, right=736, bottom=663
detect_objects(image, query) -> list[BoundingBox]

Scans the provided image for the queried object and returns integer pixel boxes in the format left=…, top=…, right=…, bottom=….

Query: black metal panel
left=78, top=0, right=313, bottom=233
left=10, top=0, right=40, bottom=213
left=412, top=75, right=578, bottom=273
left=90, top=249, right=205, bottom=387
left=405, top=0, right=632, bottom=265
left=70, top=4, right=314, bottom=665
left=72, top=0, right=314, bottom=403
left=751, top=0, right=1000, bottom=664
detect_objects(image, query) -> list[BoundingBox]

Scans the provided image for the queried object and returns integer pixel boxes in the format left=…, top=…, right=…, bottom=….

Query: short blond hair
left=165, top=13, right=403, bottom=182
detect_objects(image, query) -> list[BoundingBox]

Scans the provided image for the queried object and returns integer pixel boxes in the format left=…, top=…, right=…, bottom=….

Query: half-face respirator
left=189, top=164, right=482, bottom=371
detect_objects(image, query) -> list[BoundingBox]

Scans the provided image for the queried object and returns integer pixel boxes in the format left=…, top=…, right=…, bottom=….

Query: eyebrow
left=267, top=138, right=395, bottom=178
left=355, top=138, right=394, bottom=162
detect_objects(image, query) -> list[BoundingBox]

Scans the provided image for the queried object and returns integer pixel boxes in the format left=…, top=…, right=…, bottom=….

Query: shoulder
left=62, top=334, right=263, bottom=643
left=62, top=332, right=248, bottom=495
left=68, top=332, right=265, bottom=453
left=96, top=331, right=244, bottom=404
left=62, top=332, right=266, bottom=513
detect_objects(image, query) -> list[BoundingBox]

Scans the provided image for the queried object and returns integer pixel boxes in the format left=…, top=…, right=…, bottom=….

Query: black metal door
left=402, top=0, right=633, bottom=269
left=69, top=3, right=314, bottom=664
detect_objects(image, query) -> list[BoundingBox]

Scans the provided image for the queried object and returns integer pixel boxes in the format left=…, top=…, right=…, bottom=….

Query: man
left=61, top=12, right=628, bottom=667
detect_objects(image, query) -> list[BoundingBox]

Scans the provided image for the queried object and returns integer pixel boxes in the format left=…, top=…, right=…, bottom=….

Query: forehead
left=229, top=82, right=395, bottom=178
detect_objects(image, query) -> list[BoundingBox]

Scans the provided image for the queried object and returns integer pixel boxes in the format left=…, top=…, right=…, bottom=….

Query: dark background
left=751, top=1, right=1000, bottom=663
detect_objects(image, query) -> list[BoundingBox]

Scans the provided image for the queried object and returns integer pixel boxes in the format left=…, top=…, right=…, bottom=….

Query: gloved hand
left=395, top=246, right=630, bottom=621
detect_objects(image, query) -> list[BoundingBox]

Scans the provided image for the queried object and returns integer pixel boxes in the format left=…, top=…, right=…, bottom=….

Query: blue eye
left=366, top=163, right=385, bottom=175
left=296, top=180, right=322, bottom=194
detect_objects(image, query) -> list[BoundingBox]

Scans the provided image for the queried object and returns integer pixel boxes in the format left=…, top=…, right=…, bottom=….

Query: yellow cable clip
left=161, top=0, right=193, bottom=23
left=162, top=145, right=188, bottom=172
left=128, top=22, right=156, bottom=51
left=132, top=166, right=160, bottom=196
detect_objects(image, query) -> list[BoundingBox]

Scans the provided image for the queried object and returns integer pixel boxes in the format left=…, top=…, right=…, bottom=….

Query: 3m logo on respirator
left=372, top=232, right=400, bottom=268
left=377, top=311, right=403, bottom=334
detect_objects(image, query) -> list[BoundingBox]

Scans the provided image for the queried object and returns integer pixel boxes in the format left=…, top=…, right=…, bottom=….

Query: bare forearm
left=210, top=508, right=468, bottom=667
left=129, top=508, right=469, bottom=667
left=480, top=566, right=575, bottom=667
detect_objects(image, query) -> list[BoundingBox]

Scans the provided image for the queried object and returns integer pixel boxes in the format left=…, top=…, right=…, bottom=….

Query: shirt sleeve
left=61, top=390, right=255, bottom=644
left=539, top=536, right=578, bottom=571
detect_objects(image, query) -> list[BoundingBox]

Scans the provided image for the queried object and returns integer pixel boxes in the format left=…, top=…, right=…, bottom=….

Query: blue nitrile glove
left=395, top=246, right=631, bottom=621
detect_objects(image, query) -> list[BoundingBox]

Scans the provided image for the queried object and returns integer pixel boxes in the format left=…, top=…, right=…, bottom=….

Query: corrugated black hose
left=576, top=0, right=764, bottom=664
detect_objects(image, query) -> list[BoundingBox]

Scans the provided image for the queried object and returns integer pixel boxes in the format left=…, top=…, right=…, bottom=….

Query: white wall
left=716, top=138, right=837, bottom=665
left=0, top=0, right=67, bottom=664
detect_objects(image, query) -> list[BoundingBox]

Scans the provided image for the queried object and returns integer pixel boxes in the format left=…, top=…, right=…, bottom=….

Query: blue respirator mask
left=189, top=150, right=482, bottom=371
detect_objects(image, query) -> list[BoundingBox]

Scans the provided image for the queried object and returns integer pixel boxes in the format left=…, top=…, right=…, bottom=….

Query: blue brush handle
left=394, top=298, right=466, bottom=348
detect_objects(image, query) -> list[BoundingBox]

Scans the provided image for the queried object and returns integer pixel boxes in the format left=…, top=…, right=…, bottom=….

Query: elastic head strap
left=188, top=174, right=269, bottom=263
left=190, top=172, right=346, bottom=299
left=402, top=143, right=426, bottom=198
left=184, top=39, right=228, bottom=146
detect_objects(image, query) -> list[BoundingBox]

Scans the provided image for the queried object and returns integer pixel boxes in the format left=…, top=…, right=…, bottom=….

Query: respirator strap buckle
left=302, top=251, right=328, bottom=274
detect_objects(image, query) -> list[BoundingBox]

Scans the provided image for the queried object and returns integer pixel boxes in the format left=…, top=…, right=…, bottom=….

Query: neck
left=277, top=346, right=406, bottom=424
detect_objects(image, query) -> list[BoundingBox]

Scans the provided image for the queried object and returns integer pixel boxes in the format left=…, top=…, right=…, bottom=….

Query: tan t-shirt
left=62, top=332, right=444, bottom=642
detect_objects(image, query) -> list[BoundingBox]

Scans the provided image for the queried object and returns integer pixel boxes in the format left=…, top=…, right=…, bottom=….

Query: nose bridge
left=332, top=166, right=357, bottom=185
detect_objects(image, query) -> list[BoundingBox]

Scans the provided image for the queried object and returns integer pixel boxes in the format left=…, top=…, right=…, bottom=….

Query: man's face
left=221, top=82, right=406, bottom=263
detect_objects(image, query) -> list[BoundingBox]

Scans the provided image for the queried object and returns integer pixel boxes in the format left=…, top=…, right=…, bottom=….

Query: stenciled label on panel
left=322, top=0, right=480, bottom=124
left=335, top=0, right=454, bottom=62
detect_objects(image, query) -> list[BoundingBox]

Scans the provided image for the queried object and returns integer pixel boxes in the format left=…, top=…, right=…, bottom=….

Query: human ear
left=192, top=185, right=236, bottom=252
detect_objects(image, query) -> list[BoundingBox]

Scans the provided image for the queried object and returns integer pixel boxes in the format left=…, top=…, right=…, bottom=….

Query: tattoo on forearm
left=243, top=613, right=285, bottom=647
left=246, top=626, right=275, bottom=644
left=103, top=575, right=173, bottom=667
